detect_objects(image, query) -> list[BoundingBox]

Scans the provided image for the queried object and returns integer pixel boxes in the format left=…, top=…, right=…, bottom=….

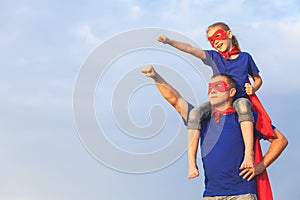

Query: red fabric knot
left=218, top=46, right=240, bottom=59
left=212, top=107, right=236, bottom=123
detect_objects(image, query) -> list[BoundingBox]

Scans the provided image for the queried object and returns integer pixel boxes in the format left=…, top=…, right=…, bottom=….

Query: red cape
left=249, top=91, right=274, bottom=200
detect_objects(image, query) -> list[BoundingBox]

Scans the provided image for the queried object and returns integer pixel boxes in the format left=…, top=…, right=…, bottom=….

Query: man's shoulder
left=181, top=102, right=195, bottom=126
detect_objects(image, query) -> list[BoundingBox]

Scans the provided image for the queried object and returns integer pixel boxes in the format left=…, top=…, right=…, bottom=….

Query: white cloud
left=131, top=5, right=143, bottom=18
left=78, top=24, right=100, bottom=46
left=272, top=0, right=299, bottom=8
left=240, top=16, right=300, bottom=94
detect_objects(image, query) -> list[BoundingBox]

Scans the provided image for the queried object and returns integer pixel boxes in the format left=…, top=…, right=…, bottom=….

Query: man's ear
left=229, top=87, right=236, bottom=97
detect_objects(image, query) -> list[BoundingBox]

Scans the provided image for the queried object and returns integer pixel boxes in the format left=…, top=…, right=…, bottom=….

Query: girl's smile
left=207, top=27, right=232, bottom=52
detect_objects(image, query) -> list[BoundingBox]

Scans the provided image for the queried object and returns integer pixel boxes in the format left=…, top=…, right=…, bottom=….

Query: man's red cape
left=249, top=90, right=274, bottom=200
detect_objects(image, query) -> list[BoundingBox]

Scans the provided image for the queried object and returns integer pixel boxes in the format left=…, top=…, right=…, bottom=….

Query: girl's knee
left=189, top=102, right=211, bottom=120
left=189, top=108, right=200, bottom=120
left=233, top=98, right=252, bottom=114
left=233, top=98, right=253, bottom=122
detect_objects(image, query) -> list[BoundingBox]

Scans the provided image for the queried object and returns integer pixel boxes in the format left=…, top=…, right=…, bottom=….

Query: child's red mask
left=207, top=29, right=227, bottom=47
left=208, top=80, right=229, bottom=94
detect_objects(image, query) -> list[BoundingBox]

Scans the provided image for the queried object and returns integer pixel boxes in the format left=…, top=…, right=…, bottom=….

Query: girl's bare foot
left=240, top=153, right=254, bottom=169
left=188, top=165, right=199, bottom=179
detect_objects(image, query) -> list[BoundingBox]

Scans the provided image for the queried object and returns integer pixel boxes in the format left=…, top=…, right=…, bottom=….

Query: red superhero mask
left=208, top=80, right=229, bottom=94
left=207, top=29, right=228, bottom=47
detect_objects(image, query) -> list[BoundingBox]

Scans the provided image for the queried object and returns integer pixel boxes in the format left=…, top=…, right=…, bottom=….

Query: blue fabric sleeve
left=182, top=102, right=194, bottom=126
left=202, top=50, right=213, bottom=66
left=246, top=52, right=260, bottom=76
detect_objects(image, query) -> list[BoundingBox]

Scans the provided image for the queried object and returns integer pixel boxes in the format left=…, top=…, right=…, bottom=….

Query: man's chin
left=210, top=101, right=228, bottom=108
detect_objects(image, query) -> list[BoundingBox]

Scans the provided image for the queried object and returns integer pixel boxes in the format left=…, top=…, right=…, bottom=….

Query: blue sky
left=1, top=0, right=300, bottom=199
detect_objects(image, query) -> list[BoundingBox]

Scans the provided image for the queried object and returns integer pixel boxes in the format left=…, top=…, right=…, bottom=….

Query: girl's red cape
left=249, top=90, right=274, bottom=200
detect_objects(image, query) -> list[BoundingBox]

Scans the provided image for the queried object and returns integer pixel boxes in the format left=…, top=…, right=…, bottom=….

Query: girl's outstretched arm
left=157, top=34, right=206, bottom=60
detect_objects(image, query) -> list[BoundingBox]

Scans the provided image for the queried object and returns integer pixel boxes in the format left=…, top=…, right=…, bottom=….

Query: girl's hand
left=245, top=83, right=255, bottom=95
left=157, top=34, right=169, bottom=44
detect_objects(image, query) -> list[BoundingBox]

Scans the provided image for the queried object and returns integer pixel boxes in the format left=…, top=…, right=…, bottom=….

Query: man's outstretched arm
left=141, top=65, right=189, bottom=122
left=141, top=65, right=200, bottom=179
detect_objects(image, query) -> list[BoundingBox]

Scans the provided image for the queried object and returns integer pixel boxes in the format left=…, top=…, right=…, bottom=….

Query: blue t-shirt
left=203, top=51, right=260, bottom=98
left=182, top=102, right=275, bottom=197
left=200, top=113, right=257, bottom=197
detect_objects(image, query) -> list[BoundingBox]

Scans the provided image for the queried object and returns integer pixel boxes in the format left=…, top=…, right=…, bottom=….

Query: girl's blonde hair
left=207, top=22, right=241, bottom=51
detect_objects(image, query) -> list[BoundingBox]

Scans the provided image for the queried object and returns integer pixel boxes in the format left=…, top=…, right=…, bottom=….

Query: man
left=141, top=65, right=288, bottom=200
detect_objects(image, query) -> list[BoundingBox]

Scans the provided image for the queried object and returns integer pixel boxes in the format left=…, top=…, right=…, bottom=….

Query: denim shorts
left=187, top=97, right=253, bottom=130
left=203, top=193, right=257, bottom=200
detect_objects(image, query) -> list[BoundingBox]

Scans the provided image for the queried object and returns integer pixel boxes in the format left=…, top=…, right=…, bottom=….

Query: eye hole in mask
left=208, top=80, right=229, bottom=94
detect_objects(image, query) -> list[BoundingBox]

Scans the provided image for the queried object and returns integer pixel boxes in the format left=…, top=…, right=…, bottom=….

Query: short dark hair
left=211, top=74, right=236, bottom=89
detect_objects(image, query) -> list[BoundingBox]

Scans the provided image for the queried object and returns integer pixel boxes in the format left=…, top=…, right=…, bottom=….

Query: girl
left=158, top=22, right=263, bottom=178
